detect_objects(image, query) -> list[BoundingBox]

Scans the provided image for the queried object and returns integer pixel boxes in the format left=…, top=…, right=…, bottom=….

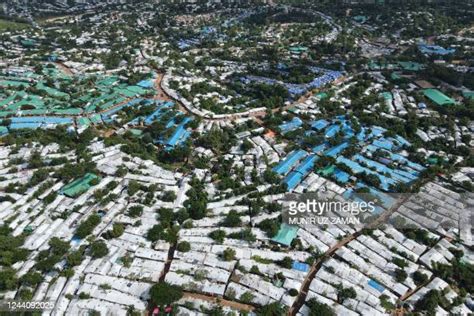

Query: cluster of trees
left=414, top=289, right=449, bottom=314
left=423, top=65, right=474, bottom=90
left=306, top=298, right=335, bottom=316
left=128, top=205, right=144, bottom=218
left=149, top=282, right=183, bottom=307
left=222, top=248, right=236, bottom=261
left=184, top=177, right=208, bottom=220
left=336, top=285, right=357, bottom=304
left=256, top=302, right=287, bottom=316
left=75, top=214, right=101, bottom=239
left=221, top=210, right=242, bottom=227
left=209, top=229, right=226, bottom=244
left=35, top=237, right=73, bottom=273
left=399, top=228, right=438, bottom=247
left=146, top=207, right=185, bottom=244
left=432, top=257, right=474, bottom=294
left=0, top=225, right=29, bottom=291
left=125, top=181, right=158, bottom=206
left=90, top=240, right=109, bottom=258
left=103, top=223, right=125, bottom=240
left=227, top=228, right=256, bottom=243
left=258, top=218, right=280, bottom=238
left=196, top=128, right=236, bottom=154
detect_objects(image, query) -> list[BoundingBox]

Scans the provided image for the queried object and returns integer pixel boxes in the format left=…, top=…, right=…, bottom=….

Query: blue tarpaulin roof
left=325, top=124, right=341, bottom=138
left=279, top=117, right=303, bottom=134
left=292, top=261, right=310, bottom=272
left=368, top=279, right=385, bottom=292
left=311, top=119, right=329, bottom=131
left=284, top=171, right=305, bottom=191
left=137, top=80, right=154, bottom=89
left=295, top=154, right=318, bottom=175
left=273, top=150, right=308, bottom=175
left=324, top=142, right=348, bottom=158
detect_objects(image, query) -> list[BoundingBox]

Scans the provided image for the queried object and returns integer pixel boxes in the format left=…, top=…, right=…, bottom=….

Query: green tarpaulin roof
left=423, top=89, right=455, bottom=106
left=60, top=173, right=100, bottom=198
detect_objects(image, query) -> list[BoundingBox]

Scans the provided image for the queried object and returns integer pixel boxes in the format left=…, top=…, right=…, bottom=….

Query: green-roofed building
left=60, top=173, right=100, bottom=198
left=0, top=111, right=14, bottom=117
left=89, top=114, right=102, bottom=124
left=124, top=85, right=148, bottom=96
left=315, top=92, right=328, bottom=101
left=20, top=39, right=36, bottom=47
left=0, top=80, right=29, bottom=88
left=0, top=126, right=8, bottom=136
left=368, top=61, right=395, bottom=71
left=77, top=117, right=91, bottom=127
left=36, top=82, right=70, bottom=99
left=319, top=165, right=336, bottom=177
left=53, top=108, right=83, bottom=116
left=424, top=89, right=456, bottom=106
left=85, top=104, right=97, bottom=113
left=129, top=128, right=143, bottom=137
left=99, top=97, right=126, bottom=111
left=391, top=72, right=401, bottom=80
left=97, top=76, right=119, bottom=87
left=23, top=225, right=34, bottom=233
left=380, top=92, right=393, bottom=100
left=463, top=91, right=474, bottom=100
left=353, top=15, right=367, bottom=23
left=289, top=46, right=308, bottom=54
left=0, top=94, right=17, bottom=107
left=398, top=61, right=424, bottom=72
left=271, top=223, right=299, bottom=246
left=118, top=89, right=138, bottom=98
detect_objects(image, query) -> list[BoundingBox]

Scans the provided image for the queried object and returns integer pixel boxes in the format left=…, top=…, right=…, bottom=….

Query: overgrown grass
left=0, top=19, right=28, bottom=32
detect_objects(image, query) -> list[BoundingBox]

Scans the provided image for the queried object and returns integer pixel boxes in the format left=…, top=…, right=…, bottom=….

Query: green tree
left=256, top=302, right=287, bottom=316
left=278, top=256, right=293, bottom=269
left=394, top=268, right=408, bottom=282
left=414, top=290, right=440, bottom=314
left=222, top=248, right=236, bottom=261
left=66, top=249, right=84, bottom=267
left=413, top=270, right=428, bottom=286
left=258, top=218, right=280, bottom=238
left=184, top=177, right=208, bottom=220
left=20, top=272, right=42, bottom=287
left=162, top=191, right=176, bottom=202
left=90, top=241, right=109, bottom=258
left=128, top=205, right=143, bottom=218
left=306, top=298, right=335, bottom=316
left=337, top=285, right=357, bottom=303
left=209, top=230, right=226, bottom=244
left=0, top=268, right=17, bottom=291
left=127, top=180, right=141, bottom=196
left=149, top=282, right=183, bottom=307
left=176, top=241, right=191, bottom=252
left=221, top=210, right=242, bottom=227
left=106, top=223, right=125, bottom=239
left=75, top=214, right=101, bottom=239
left=49, top=237, right=70, bottom=256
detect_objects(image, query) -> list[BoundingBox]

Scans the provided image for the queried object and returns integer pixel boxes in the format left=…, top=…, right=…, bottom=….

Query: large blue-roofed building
left=273, top=150, right=307, bottom=175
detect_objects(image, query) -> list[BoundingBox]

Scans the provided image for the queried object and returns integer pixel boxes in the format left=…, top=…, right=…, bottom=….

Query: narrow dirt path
left=182, top=292, right=255, bottom=312
left=159, top=244, right=176, bottom=282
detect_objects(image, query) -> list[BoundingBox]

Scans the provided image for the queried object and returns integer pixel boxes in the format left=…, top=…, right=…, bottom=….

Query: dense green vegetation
left=0, top=19, right=28, bottom=31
